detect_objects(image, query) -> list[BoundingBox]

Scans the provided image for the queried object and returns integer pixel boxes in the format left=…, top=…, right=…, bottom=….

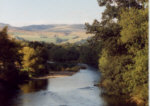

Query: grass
left=11, top=31, right=91, bottom=43
left=8, top=27, right=93, bottom=44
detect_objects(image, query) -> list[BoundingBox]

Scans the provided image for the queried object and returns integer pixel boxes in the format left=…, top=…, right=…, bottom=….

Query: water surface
left=1, top=66, right=107, bottom=106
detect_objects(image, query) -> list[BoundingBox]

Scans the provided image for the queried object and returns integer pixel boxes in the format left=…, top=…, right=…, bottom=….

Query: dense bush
left=86, top=0, right=148, bottom=105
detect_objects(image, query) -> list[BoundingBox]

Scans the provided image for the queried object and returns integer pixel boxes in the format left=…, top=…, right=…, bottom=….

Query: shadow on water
left=0, top=67, right=137, bottom=106
left=101, top=93, right=137, bottom=106
left=0, top=89, right=18, bottom=106
left=19, top=79, right=48, bottom=93
left=0, top=79, right=48, bottom=106
left=0, top=80, right=19, bottom=106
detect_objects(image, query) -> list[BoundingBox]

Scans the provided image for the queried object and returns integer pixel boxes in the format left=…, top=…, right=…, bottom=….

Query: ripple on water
left=13, top=67, right=106, bottom=106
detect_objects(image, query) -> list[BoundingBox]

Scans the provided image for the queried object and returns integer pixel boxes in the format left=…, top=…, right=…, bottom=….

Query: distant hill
left=0, top=23, right=92, bottom=44
left=18, top=24, right=84, bottom=31
left=0, top=23, right=10, bottom=27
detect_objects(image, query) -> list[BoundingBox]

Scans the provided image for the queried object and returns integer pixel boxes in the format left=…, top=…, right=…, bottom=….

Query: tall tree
left=0, top=27, right=22, bottom=83
left=86, top=0, right=148, bottom=105
left=21, top=46, right=49, bottom=77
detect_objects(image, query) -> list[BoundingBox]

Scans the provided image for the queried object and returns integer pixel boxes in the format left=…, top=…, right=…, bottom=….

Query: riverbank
left=32, top=70, right=78, bottom=79
left=32, top=65, right=87, bottom=79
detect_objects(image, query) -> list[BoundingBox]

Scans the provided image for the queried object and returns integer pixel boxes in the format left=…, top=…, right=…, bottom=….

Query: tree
left=21, top=46, right=49, bottom=77
left=86, top=0, right=148, bottom=105
left=119, top=8, right=148, bottom=105
left=0, top=27, right=22, bottom=84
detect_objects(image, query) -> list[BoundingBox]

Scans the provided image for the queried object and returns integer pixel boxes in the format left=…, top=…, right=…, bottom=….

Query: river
left=13, top=67, right=105, bottom=106
left=1, top=66, right=107, bottom=106
left=0, top=65, right=136, bottom=106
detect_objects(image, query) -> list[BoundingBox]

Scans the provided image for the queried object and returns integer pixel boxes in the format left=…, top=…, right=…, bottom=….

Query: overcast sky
left=0, top=0, right=105, bottom=26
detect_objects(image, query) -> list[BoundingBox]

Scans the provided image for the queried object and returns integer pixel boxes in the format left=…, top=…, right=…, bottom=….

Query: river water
left=1, top=66, right=108, bottom=106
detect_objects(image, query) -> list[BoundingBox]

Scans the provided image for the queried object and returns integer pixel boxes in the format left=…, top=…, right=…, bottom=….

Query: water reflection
left=0, top=66, right=135, bottom=106
left=19, top=79, right=48, bottom=93
left=101, top=94, right=137, bottom=106
left=0, top=86, right=18, bottom=106
left=0, top=79, right=48, bottom=106
left=15, top=68, right=105, bottom=106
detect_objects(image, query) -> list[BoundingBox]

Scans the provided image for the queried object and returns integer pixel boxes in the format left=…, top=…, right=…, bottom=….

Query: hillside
left=0, top=23, right=92, bottom=44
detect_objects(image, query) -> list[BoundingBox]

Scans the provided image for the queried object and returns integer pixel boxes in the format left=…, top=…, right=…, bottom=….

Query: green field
left=10, top=31, right=91, bottom=44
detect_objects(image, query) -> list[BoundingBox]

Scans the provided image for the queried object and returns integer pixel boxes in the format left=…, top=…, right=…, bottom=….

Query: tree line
left=85, top=0, right=148, bottom=105
left=0, top=27, right=95, bottom=85
left=0, top=0, right=148, bottom=105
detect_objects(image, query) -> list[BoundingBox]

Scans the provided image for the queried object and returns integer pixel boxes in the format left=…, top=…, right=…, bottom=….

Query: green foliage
left=21, top=47, right=37, bottom=72
left=86, top=0, right=148, bottom=105
left=78, top=42, right=100, bottom=66
left=119, top=8, right=148, bottom=44
left=119, top=8, right=148, bottom=105
left=49, top=44, right=80, bottom=62
left=0, top=27, right=22, bottom=84
left=21, top=45, right=49, bottom=77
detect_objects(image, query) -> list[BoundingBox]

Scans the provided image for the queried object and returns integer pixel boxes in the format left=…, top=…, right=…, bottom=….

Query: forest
left=85, top=0, right=148, bottom=105
left=0, top=0, right=148, bottom=106
left=0, top=27, right=94, bottom=83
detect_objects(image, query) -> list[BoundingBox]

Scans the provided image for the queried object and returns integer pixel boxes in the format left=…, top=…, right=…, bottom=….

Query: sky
left=0, top=0, right=105, bottom=27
